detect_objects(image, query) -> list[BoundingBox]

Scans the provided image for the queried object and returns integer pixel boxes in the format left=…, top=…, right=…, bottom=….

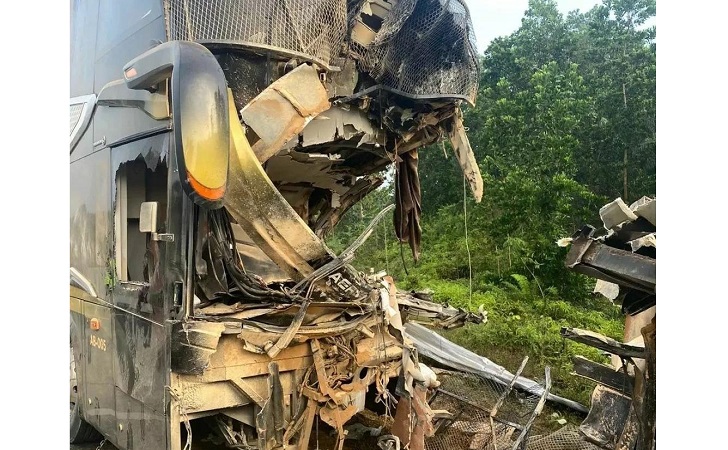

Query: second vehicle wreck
left=70, top=1, right=485, bottom=449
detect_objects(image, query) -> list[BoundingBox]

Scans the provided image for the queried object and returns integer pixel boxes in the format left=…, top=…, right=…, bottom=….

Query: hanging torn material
left=448, top=108, right=483, bottom=203
left=394, top=150, right=422, bottom=261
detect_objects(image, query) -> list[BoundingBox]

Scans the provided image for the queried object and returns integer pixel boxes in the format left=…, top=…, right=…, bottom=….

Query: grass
left=397, top=276, right=624, bottom=409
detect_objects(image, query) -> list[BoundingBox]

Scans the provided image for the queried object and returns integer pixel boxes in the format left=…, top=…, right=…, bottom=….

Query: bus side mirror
left=123, top=41, right=230, bottom=209
left=140, top=202, right=173, bottom=242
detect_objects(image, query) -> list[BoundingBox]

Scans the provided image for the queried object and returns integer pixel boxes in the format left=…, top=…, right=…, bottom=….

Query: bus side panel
left=107, top=133, right=170, bottom=411
left=83, top=300, right=117, bottom=439
left=70, top=147, right=112, bottom=299
left=70, top=295, right=87, bottom=406
left=70, top=0, right=98, bottom=98
left=112, top=310, right=167, bottom=411
left=71, top=139, right=115, bottom=440
left=114, top=387, right=167, bottom=450
left=94, top=0, right=166, bottom=96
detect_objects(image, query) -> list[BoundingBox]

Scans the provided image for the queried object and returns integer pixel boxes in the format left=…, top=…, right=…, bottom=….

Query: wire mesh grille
left=165, top=0, right=478, bottom=102
left=425, top=407, right=517, bottom=450
left=525, top=426, right=602, bottom=450
left=348, top=0, right=479, bottom=103
left=425, top=372, right=543, bottom=450
left=70, top=103, right=84, bottom=135
left=166, top=0, right=348, bottom=66
left=436, top=371, right=542, bottom=427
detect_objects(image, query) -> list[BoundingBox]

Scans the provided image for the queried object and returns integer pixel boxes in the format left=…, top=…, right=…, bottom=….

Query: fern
left=510, top=273, right=532, bottom=295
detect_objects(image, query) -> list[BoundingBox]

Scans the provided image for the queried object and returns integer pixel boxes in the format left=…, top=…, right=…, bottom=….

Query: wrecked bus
left=70, top=1, right=481, bottom=449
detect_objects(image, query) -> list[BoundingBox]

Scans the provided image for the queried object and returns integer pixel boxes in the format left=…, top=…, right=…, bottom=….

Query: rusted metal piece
left=310, top=339, right=336, bottom=400
left=295, top=400, right=318, bottom=450
left=241, top=64, right=331, bottom=164
left=392, top=382, right=434, bottom=450
left=448, top=108, right=484, bottom=203
left=565, top=226, right=655, bottom=293
left=561, top=327, right=646, bottom=360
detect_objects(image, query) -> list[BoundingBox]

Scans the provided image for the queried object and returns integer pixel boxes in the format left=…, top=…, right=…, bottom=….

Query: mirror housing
left=123, top=41, right=230, bottom=209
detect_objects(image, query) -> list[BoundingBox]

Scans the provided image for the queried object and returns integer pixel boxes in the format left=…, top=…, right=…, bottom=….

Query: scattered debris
left=172, top=1, right=489, bottom=446
left=405, top=323, right=587, bottom=413
left=555, top=196, right=656, bottom=450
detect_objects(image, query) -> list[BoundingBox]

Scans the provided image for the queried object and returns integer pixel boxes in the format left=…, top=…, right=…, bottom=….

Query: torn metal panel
left=599, top=198, right=638, bottom=230
left=629, top=196, right=656, bottom=226
left=565, top=227, right=656, bottom=294
left=572, top=356, right=634, bottom=398
left=313, top=175, right=384, bottom=237
left=404, top=322, right=587, bottom=413
left=225, top=89, right=333, bottom=281
left=281, top=105, right=386, bottom=150
left=241, top=63, right=331, bottom=163
left=265, top=150, right=352, bottom=196
left=579, top=385, right=631, bottom=449
left=448, top=108, right=484, bottom=203
left=170, top=321, right=225, bottom=375
left=397, top=291, right=485, bottom=328
left=561, top=327, right=645, bottom=360
left=392, top=382, right=434, bottom=450
left=593, top=279, right=620, bottom=301
left=629, top=233, right=656, bottom=253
